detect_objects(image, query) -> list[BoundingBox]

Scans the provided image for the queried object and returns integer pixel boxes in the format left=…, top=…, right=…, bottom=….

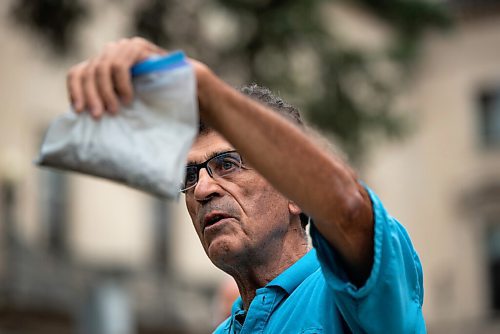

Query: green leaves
left=10, top=0, right=451, bottom=163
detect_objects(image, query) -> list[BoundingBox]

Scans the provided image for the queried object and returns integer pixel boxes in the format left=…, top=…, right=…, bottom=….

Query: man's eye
left=222, top=160, right=236, bottom=170
left=185, top=168, right=197, bottom=183
left=221, top=155, right=242, bottom=169
left=210, top=152, right=242, bottom=175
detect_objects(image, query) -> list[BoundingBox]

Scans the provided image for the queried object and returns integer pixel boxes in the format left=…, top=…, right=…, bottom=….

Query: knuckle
left=67, top=62, right=84, bottom=82
left=81, top=69, right=93, bottom=84
left=131, top=36, right=146, bottom=44
left=118, top=37, right=130, bottom=45
left=94, top=62, right=109, bottom=78
left=104, top=41, right=117, bottom=50
left=110, top=60, right=126, bottom=73
left=82, top=61, right=97, bottom=82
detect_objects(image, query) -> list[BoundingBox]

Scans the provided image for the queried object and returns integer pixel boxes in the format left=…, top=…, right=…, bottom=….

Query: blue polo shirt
left=214, top=188, right=426, bottom=333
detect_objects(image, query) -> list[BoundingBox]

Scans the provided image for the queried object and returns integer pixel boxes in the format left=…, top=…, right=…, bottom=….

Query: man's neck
left=228, top=238, right=309, bottom=310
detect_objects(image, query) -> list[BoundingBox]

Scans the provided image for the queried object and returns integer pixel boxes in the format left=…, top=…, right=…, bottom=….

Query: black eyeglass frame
left=180, top=150, right=245, bottom=193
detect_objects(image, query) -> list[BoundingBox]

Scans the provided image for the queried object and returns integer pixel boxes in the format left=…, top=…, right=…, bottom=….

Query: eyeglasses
left=181, top=150, right=244, bottom=193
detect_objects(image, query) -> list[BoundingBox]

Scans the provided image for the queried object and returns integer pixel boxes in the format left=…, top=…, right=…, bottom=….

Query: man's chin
left=206, top=237, right=242, bottom=268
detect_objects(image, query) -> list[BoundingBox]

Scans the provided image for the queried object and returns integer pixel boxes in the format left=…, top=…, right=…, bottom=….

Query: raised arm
left=67, top=37, right=374, bottom=285
left=197, top=72, right=374, bottom=284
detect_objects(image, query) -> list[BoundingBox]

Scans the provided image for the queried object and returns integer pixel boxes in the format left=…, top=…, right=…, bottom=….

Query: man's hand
left=67, top=37, right=166, bottom=118
left=67, top=37, right=214, bottom=119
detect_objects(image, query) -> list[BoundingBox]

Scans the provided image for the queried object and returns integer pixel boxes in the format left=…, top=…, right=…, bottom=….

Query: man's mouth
left=202, top=212, right=233, bottom=231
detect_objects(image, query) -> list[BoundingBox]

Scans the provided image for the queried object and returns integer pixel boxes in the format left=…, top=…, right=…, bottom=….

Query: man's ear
left=288, top=201, right=302, bottom=216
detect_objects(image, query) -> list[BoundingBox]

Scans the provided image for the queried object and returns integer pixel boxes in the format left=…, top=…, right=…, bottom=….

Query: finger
left=110, top=47, right=164, bottom=105
left=116, top=40, right=168, bottom=105
left=82, top=60, right=104, bottom=118
left=145, top=43, right=168, bottom=56
left=67, top=62, right=87, bottom=113
left=107, top=38, right=152, bottom=105
left=104, top=37, right=167, bottom=106
left=126, top=37, right=169, bottom=66
left=130, top=37, right=168, bottom=56
left=111, top=59, right=134, bottom=105
left=96, top=41, right=134, bottom=106
left=95, top=58, right=120, bottom=114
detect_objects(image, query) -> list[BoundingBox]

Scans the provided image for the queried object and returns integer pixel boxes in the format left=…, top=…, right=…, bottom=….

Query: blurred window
left=486, top=223, right=500, bottom=312
left=39, top=169, right=69, bottom=257
left=479, top=88, right=500, bottom=148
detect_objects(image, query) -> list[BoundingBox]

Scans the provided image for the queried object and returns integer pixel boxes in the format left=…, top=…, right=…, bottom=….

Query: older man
left=67, top=37, right=425, bottom=333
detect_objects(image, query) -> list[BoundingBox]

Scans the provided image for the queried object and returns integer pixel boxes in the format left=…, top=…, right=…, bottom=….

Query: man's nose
left=193, top=168, right=222, bottom=201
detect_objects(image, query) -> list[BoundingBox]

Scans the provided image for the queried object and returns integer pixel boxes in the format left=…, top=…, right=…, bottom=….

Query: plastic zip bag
left=36, top=51, right=198, bottom=199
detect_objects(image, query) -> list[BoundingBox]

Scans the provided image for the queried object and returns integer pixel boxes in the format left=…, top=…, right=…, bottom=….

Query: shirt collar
left=227, top=249, right=320, bottom=322
left=266, top=249, right=320, bottom=295
left=231, top=296, right=244, bottom=315
left=228, top=297, right=245, bottom=330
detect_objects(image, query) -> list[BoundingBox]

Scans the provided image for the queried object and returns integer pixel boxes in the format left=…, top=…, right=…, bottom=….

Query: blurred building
left=0, top=1, right=500, bottom=334
left=362, top=1, right=500, bottom=333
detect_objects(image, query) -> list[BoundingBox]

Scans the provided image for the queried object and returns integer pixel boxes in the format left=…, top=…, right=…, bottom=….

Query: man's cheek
left=186, top=208, right=200, bottom=234
left=185, top=200, right=196, bottom=220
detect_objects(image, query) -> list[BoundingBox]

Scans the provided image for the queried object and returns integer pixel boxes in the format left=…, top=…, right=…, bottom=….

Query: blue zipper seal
left=131, top=51, right=188, bottom=77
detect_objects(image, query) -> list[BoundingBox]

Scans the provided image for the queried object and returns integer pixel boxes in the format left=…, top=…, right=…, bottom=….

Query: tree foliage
left=138, top=0, right=452, bottom=161
left=10, top=0, right=88, bottom=54
left=10, top=0, right=451, bottom=162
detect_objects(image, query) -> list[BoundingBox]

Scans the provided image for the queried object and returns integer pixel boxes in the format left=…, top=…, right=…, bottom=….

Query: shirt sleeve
left=310, top=186, right=426, bottom=334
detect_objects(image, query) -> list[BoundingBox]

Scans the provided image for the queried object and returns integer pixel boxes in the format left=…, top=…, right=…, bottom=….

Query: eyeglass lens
left=182, top=151, right=242, bottom=192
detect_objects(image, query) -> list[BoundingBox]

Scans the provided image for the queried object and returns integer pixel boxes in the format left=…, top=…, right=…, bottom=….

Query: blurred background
left=0, top=0, right=499, bottom=333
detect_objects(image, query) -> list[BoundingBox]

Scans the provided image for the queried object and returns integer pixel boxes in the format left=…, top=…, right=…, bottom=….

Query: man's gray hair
left=198, top=84, right=304, bottom=133
left=240, top=84, right=303, bottom=127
